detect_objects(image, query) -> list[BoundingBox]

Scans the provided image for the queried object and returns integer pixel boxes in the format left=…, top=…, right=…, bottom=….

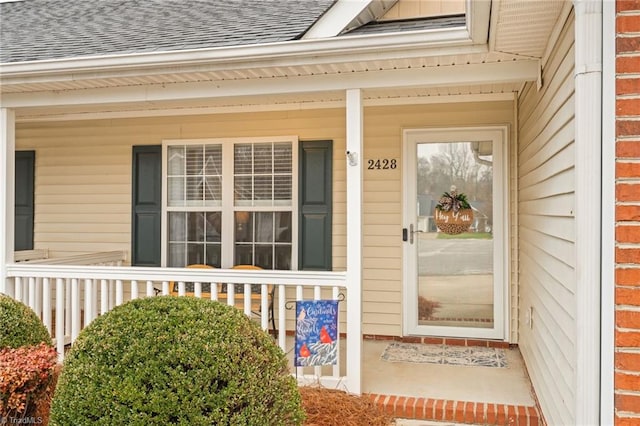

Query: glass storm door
left=403, top=128, right=507, bottom=339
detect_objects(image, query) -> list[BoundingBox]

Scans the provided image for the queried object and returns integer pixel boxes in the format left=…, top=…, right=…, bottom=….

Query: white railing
left=4, top=264, right=356, bottom=392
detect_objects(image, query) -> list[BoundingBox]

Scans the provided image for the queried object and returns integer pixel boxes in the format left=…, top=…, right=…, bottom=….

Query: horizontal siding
left=16, top=101, right=515, bottom=338
left=362, top=101, right=515, bottom=336
left=517, top=10, right=576, bottom=426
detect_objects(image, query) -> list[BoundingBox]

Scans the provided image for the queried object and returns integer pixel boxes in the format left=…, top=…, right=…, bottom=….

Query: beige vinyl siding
left=516, top=10, right=575, bottom=426
left=381, top=0, right=465, bottom=20
left=16, top=101, right=514, bottom=337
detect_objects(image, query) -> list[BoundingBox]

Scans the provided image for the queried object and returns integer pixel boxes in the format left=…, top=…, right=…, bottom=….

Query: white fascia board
left=0, top=27, right=474, bottom=83
left=1, top=60, right=539, bottom=109
left=303, top=0, right=376, bottom=39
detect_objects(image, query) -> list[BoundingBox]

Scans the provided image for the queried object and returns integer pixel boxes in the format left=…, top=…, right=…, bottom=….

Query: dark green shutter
left=15, top=151, right=35, bottom=251
left=298, top=140, right=332, bottom=270
left=132, top=145, right=161, bottom=266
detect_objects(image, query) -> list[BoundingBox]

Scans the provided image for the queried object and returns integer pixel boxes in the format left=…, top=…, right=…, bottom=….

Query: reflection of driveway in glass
left=418, top=274, right=493, bottom=328
left=418, top=238, right=493, bottom=276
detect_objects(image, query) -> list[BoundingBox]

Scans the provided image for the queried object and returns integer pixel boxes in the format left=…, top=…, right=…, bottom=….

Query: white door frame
left=402, top=126, right=510, bottom=340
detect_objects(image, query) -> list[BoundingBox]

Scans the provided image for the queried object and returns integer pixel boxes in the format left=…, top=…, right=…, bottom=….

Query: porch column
left=345, top=89, right=363, bottom=394
left=574, top=1, right=603, bottom=424
left=0, top=108, right=16, bottom=295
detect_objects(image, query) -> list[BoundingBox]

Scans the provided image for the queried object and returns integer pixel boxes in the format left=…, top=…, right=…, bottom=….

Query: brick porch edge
left=368, top=394, right=542, bottom=425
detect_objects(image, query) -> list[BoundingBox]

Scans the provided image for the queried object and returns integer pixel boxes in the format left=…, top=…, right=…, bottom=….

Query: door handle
left=408, top=224, right=424, bottom=244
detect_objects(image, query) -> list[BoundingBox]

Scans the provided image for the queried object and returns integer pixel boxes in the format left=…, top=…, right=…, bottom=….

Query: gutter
left=0, top=26, right=474, bottom=82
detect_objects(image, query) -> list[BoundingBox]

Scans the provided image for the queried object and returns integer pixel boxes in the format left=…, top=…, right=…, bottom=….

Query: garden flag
left=295, top=300, right=339, bottom=367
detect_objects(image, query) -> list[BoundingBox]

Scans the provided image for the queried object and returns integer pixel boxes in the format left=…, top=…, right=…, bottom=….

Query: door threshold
left=362, top=334, right=510, bottom=349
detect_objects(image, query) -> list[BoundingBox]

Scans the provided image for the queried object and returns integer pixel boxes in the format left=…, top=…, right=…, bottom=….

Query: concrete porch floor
left=285, top=337, right=541, bottom=425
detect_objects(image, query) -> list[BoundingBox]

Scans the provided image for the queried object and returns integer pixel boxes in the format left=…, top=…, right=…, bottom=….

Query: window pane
left=275, top=212, right=291, bottom=243
left=205, top=244, right=221, bottom=268
left=274, top=175, right=291, bottom=201
left=168, top=177, right=185, bottom=207
left=234, top=144, right=253, bottom=174
left=255, top=244, right=273, bottom=269
left=187, top=212, right=204, bottom=241
left=168, top=146, right=185, bottom=175
left=254, top=144, right=272, bottom=174
left=235, top=211, right=253, bottom=243
left=275, top=245, right=291, bottom=270
left=169, top=212, right=186, bottom=241
left=204, top=145, right=222, bottom=175
left=168, top=243, right=185, bottom=267
left=254, top=176, right=272, bottom=200
left=235, top=244, right=253, bottom=265
left=255, top=212, right=274, bottom=242
left=186, top=176, right=203, bottom=203
left=187, top=243, right=205, bottom=265
left=274, top=143, right=292, bottom=173
left=234, top=176, right=252, bottom=202
left=204, top=176, right=222, bottom=203
left=205, top=212, right=221, bottom=242
left=186, top=146, right=203, bottom=176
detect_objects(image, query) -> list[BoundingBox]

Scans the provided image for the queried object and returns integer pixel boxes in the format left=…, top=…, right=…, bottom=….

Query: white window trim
left=161, top=136, right=299, bottom=269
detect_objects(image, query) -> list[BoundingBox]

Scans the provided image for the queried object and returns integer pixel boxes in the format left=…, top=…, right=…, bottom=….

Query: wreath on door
left=434, top=186, right=474, bottom=235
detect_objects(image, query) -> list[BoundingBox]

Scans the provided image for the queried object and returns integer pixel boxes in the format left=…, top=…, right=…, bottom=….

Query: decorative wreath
left=434, top=186, right=474, bottom=235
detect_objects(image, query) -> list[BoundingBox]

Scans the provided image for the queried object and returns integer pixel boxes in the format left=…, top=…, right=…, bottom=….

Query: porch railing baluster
left=71, top=278, right=80, bottom=343
left=101, top=280, right=108, bottom=314
left=243, top=283, right=251, bottom=316
left=194, top=282, right=202, bottom=299
left=65, top=279, right=71, bottom=338
left=332, top=286, right=340, bottom=379
left=28, top=277, right=36, bottom=313
left=42, top=278, right=51, bottom=333
left=14, top=276, right=22, bottom=305
left=260, top=283, right=268, bottom=331
left=162, top=281, right=169, bottom=296
left=116, top=280, right=123, bottom=305
left=131, top=280, right=139, bottom=300
left=35, top=277, right=43, bottom=318
left=146, top=281, right=154, bottom=298
left=55, top=278, right=64, bottom=362
left=84, top=279, right=94, bottom=326
left=278, top=285, right=286, bottom=349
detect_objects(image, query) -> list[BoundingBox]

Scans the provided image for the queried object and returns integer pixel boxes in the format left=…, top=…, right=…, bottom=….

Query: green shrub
left=0, top=294, right=51, bottom=349
left=50, top=296, right=304, bottom=426
left=0, top=342, right=58, bottom=418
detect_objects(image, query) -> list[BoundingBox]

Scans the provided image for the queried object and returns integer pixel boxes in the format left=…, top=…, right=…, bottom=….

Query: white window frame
left=161, top=136, right=299, bottom=269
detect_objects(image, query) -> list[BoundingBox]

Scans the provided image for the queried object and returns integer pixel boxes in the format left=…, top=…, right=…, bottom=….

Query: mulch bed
left=300, top=386, right=394, bottom=425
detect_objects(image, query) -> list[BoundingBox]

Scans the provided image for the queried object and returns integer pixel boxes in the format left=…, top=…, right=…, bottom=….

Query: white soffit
left=1, top=51, right=522, bottom=95
left=491, top=0, right=567, bottom=58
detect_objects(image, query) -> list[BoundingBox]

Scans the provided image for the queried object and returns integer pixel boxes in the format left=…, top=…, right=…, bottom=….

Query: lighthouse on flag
left=294, top=300, right=339, bottom=367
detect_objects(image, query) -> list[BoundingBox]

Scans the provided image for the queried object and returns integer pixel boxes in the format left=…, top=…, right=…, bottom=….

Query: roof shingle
left=0, top=0, right=335, bottom=63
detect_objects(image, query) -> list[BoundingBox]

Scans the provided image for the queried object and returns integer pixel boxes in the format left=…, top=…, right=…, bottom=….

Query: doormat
left=380, top=342, right=508, bottom=368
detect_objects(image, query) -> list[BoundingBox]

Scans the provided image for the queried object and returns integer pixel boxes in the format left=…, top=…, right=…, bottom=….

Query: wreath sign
left=434, top=187, right=473, bottom=235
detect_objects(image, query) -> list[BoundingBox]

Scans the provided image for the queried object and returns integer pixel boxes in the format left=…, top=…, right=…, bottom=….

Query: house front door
left=403, top=127, right=508, bottom=340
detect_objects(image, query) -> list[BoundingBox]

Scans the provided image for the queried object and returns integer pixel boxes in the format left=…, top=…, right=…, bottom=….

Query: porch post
left=574, top=1, right=603, bottom=424
left=345, top=89, right=363, bottom=394
left=0, top=108, right=16, bottom=295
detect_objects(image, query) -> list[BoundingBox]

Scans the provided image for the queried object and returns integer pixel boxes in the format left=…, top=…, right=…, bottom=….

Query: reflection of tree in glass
left=418, top=142, right=493, bottom=226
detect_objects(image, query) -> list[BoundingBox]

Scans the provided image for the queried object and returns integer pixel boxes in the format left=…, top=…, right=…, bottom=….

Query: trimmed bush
left=0, top=294, right=51, bottom=349
left=0, top=342, right=58, bottom=419
left=50, top=296, right=304, bottom=425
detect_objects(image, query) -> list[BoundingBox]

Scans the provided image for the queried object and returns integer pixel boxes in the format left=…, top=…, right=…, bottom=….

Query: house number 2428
left=367, top=159, right=397, bottom=170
